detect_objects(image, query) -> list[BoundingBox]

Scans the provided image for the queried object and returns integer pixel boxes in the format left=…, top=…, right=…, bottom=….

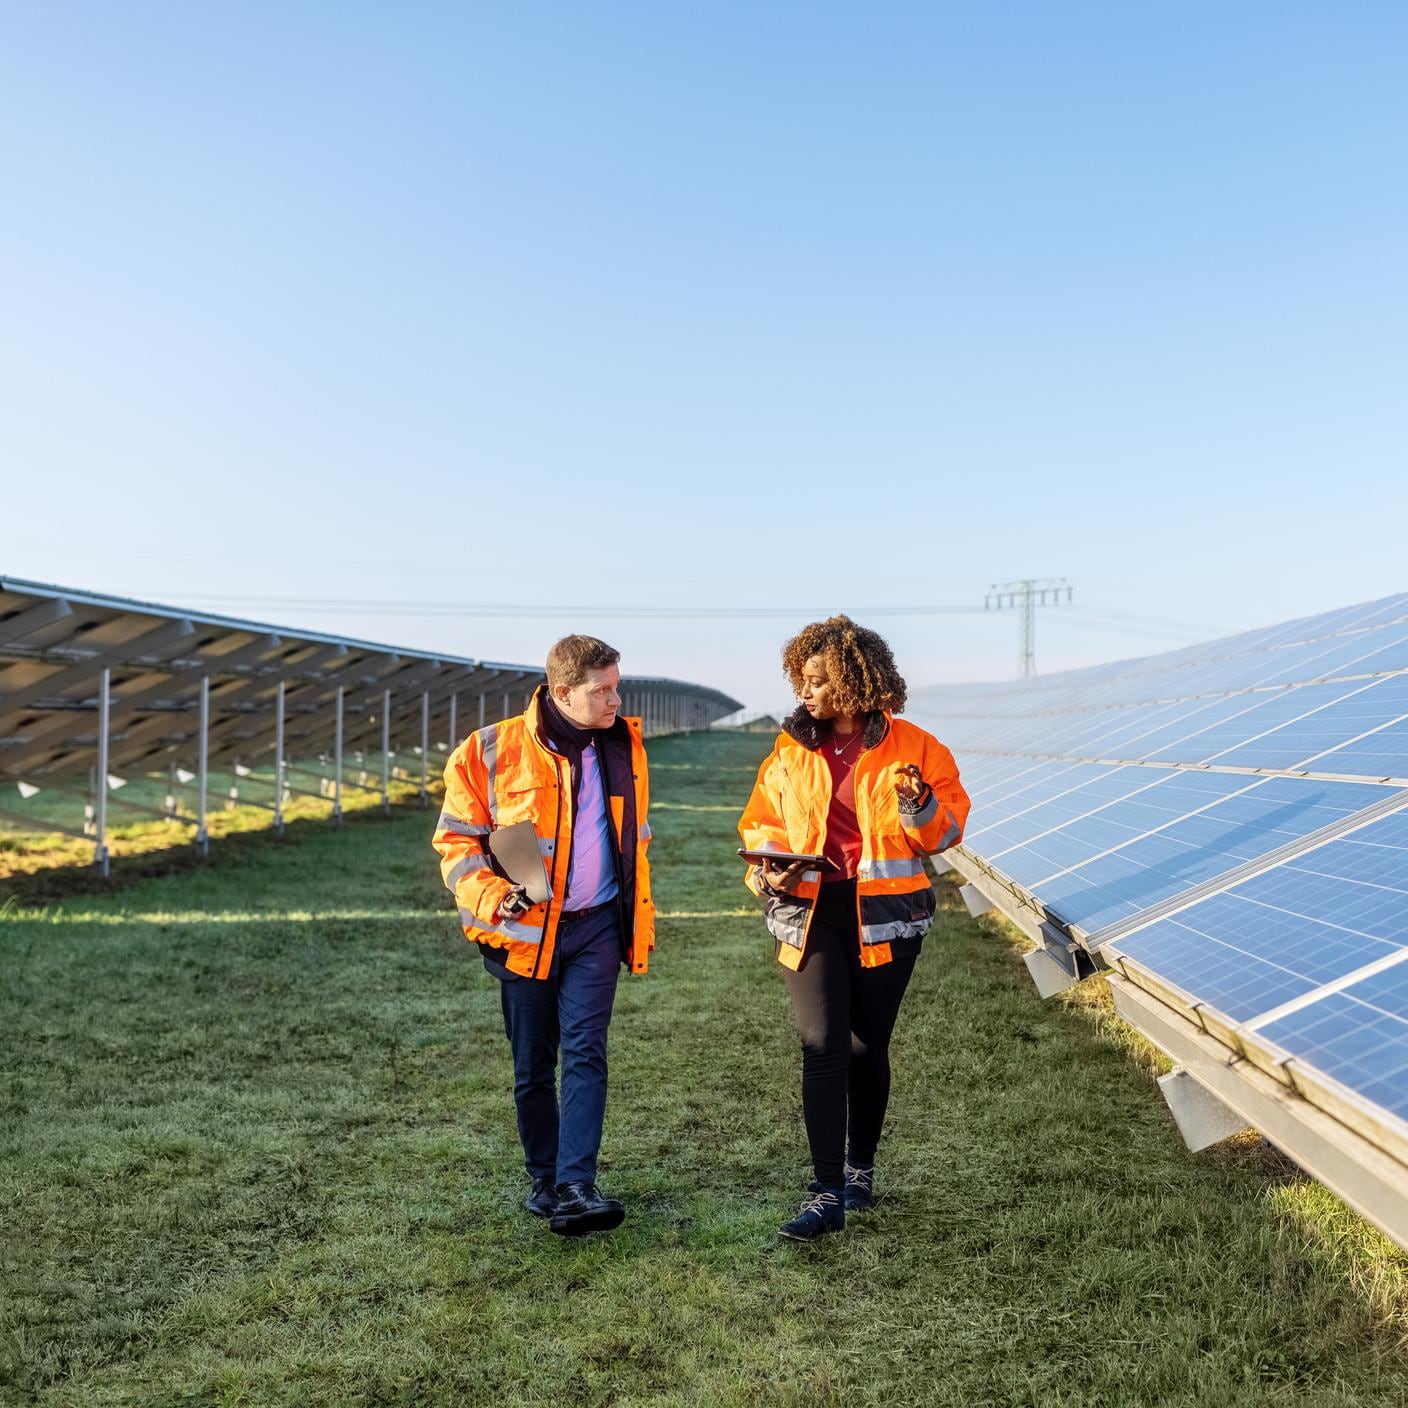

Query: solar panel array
left=0, top=577, right=743, bottom=864
left=909, top=594, right=1408, bottom=1241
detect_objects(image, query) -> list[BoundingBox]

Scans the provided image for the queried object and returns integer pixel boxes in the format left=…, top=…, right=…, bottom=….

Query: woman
left=738, top=615, right=970, bottom=1240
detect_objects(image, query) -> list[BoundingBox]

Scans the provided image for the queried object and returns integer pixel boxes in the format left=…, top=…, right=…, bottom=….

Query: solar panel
left=1258, top=964, right=1408, bottom=1127
left=0, top=577, right=743, bottom=867
left=911, top=592, right=1408, bottom=1247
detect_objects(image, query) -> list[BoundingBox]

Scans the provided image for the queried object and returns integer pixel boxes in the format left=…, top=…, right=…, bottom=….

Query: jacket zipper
left=796, top=747, right=835, bottom=962
left=531, top=752, right=568, bottom=980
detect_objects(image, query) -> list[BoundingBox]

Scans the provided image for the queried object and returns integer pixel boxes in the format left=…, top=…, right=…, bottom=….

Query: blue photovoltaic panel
left=1212, top=673, right=1408, bottom=775
left=992, top=768, right=1254, bottom=879
left=1256, top=621, right=1408, bottom=688
left=965, top=765, right=1157, bottom=855
left=1054, top=700, right=1215, bottom=760
left=988, top=773, right=1254, bottom=892
left=1143, top=679, right=1371, bottom=767
left=1042, top=778, right=1397, bottom=935
left=973, top=761, right=1089, bottom=816
left=1257, top=963, right=1408, bottom=1124
left=1126, top=694, right=1278, bottom=761
left=965, top=762, right=1115, bottom=834
left=1302, top=720, right=1408, bottom=783
left=1108, top=805, right=1408, bottom=1023
left=1041, top=781, right=1390, bottom=931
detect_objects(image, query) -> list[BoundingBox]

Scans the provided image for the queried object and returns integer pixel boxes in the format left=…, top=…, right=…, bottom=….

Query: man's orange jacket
left=433, top=687, right=654, bottom=979
left=738, top=710, right=969, bottom=969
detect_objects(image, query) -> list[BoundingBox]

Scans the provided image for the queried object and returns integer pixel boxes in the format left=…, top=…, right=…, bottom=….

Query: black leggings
left=780, top=880, right=917, bottom=1186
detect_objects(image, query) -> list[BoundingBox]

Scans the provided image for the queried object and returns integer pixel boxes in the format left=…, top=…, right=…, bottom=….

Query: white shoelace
left=845, top=1163, right=874, bottom=1193
left=799, top=1188, right=840, bottom=1216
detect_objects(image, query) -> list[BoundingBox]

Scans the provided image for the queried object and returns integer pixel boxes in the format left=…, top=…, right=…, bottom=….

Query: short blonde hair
left=546, top=634, right=620, bottom=691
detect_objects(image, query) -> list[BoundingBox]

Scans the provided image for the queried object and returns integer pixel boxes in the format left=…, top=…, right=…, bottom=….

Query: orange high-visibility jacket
left=738, top=710, right=969, bottom=969
left=433, top=687, right=654, bottom=979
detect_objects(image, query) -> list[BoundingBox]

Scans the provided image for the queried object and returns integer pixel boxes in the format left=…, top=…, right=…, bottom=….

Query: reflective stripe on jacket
left=737, top=709, right=969, bottom=969
left=433, top=687, right=654, bottom=979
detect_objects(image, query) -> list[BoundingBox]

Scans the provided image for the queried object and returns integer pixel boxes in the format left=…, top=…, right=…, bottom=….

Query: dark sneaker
left=843, top=1161, right=875, bottom=1212
left=549, top=1181, right=626, bottom=1236
left=779, top=1187, right=844, bottom=1241
left=524, top=1176, right=557, bottom=1218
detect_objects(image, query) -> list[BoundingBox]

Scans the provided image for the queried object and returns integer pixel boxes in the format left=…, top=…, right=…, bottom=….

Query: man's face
left=554, top=664, right=621, bottom=730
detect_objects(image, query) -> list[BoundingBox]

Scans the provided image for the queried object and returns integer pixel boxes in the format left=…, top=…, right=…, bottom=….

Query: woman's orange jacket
left=737, top=710, right=969, bottom=969
left=433, top=688, right=654, bottom=979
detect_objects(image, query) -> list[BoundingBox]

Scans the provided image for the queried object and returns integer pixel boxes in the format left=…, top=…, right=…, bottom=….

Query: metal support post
left=94, top=667, right=111, bottom=877
left=381, top=687, right=391, bottom=815
left=197, top=675, right=210, bottom=858
left=960, top=883, right=993, bottom=918
left=448, top=692, right=457, bottom=748
left=274, top=680, right=286, bottom=837
left=502, top=691, right=511, bottom=721
left=478, top=692, right=486, bottom=730
left=333, top=686, right=344, bottom=826
left=419, top=690, right=430, bottom=807
left=1157, top=1068, right=1249, bottom=1152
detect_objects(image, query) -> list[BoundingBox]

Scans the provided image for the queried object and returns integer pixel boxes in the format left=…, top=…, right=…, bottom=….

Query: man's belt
left=557, top=898, right=618, bottom=926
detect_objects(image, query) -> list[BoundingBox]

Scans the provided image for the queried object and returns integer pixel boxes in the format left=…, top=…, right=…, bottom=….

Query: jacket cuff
left=898, top=785, right=937, bottom=827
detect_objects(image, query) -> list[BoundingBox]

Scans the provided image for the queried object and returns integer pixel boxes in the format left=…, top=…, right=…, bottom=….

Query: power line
left=170, top=595, right=991, bottom=621
left=984, top=579, right=1073, bottom=677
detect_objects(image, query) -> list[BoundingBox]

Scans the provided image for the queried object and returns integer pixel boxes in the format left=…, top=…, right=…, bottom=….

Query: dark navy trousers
left=497, top=907, right=622, bottom=1187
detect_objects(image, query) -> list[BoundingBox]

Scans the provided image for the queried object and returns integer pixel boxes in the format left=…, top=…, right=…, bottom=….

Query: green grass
left=4, top=731, right=1408, bottom=1406
left=0, top=753, right=429, bottom=882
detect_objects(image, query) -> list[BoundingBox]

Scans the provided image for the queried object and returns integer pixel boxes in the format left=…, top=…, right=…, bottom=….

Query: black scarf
left=539, top=690, right=599, bottom=770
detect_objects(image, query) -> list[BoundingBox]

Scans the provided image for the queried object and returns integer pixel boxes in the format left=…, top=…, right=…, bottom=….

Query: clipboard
left=488, top=821, right=554, bottom=903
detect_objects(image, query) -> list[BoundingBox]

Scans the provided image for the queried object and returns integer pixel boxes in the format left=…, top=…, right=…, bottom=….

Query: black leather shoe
left=549, top=1181, right=625, bottom=1236
left=524, top=1176, right=557, bottom=1218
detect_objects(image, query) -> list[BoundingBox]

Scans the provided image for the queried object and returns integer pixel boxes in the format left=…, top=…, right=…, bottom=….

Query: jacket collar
left=527, top=683, right=631, bottom=757
left=781, top=704, right=889, bottom=752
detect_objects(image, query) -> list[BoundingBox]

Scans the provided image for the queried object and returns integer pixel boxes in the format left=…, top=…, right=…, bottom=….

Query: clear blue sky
left=3, top=3, right=1405, bottom=715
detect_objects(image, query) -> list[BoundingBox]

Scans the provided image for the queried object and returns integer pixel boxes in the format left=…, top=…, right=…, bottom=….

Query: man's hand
left=761, top=860, right=808, bottom=895
left=498, top=884, right=531, bottom=920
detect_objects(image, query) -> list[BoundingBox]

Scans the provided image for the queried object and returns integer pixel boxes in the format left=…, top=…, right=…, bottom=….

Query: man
left=433, top=635, right=653, bottom=1235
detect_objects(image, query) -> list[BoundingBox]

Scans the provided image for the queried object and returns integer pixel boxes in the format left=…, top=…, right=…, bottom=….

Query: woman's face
left=797, top=654, right=841, bottom=719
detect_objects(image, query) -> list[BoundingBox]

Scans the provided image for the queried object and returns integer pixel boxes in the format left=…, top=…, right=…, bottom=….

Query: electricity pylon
left=985, top=578, right=1073, bottom=678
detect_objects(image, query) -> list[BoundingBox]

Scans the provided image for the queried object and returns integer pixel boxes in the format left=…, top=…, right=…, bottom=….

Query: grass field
left=4, top=730, right=1408, bottom=1406
left=0, top=754, right=429, bottom=882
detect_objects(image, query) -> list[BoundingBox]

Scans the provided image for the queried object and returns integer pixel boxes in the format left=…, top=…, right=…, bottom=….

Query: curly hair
left=781, top=615, right=907, bottom=716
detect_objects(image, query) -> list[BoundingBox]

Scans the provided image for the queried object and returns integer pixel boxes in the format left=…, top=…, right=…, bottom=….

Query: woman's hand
left=761, top=860, right=808, bottom=894
left=894, top=763, right=927, bottom=801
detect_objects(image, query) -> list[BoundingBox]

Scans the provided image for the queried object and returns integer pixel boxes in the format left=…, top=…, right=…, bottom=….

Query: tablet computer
left=737, top=848, right=839, bottom=871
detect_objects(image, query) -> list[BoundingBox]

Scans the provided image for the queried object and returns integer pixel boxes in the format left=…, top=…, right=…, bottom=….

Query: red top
left=821, top=733, right=864, bottom=881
